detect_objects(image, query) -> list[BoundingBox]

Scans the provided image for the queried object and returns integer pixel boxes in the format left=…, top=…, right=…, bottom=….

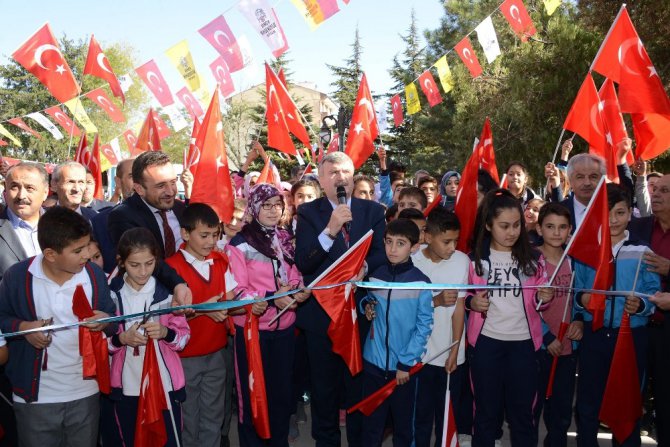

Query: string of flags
left=390, top=0, right=562, bottom=127
left=0, top=0, right=353, bottom=165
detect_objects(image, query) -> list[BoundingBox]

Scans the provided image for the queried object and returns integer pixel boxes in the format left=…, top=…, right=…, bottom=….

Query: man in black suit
left=50, top=161, right=98, bottom=223
left=295, top=152, right=386, bottom=447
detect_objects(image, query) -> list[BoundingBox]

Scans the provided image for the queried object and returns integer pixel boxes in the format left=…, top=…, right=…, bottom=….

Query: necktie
left=342, top=225, right=350, bottom=249
left=158, top=210, right=176, bottom=257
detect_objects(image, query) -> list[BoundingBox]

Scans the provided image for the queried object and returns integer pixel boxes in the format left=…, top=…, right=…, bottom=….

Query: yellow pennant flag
left=64, top=98, right=98, bottom=134
left=405, top=83, right=421, bottom=115
left=290, top=0, right=327, bottom=31
left=0, top=123, right=22, bottom=147
left=100, top=151, right=112, bottom=172
left=544, top=0, right=561, bottom=15
left=165, top=40, right=201, bottom=92
left=434, top=56, right=455, bottom=94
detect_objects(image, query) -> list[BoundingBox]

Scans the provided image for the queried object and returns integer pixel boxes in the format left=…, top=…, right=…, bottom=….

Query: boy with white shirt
left=165, top=203, right=238, bottom=447
left=0, top=206, right=115, bottom=447
left=412, top=207, right=471, bottom=447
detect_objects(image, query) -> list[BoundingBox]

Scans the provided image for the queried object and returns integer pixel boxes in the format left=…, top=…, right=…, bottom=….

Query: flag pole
left=158, top=338, right=182, bottom=447
left=551, top=128, right=566, bottom=165
left=441, top=372, right=452, bottom=446
left=589, top=4, right=627, bottom=72
left=537, top=176, right=608, bottom=310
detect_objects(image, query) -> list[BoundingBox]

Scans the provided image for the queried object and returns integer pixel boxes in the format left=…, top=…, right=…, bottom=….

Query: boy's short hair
left=398, top=208, right=425, bottom=221
left=385, top=203, right=398, bottom=223
left=385, top=218, right=420, bottom=246
left=353, top=174, right=375, bottom=190
left=398, top=186, right=428, bottom=209
left=38, top=206, right=91, bottom=252
left=607, top=183, right=632, bottom=209
left=537, top=202, right=571, bottom=226
left=388, top=161, right=407, bottom=174
left=389, top=171, right=405, bottom=185
left=181, top=203, right=220, bottom=231
left=425, top=207, right=461, bottom=234
left=132, top=151, right=171, bottom=185
left=417, top=176, right=437, bottom=189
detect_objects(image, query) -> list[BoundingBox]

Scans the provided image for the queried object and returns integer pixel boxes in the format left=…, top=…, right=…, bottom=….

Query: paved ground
left=226, top=404, right=659, bottom=446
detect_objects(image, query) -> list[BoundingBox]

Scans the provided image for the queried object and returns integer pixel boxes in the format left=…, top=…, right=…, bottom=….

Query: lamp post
left=337, top=105, right=351, bottom=152
left=319, top=115, right=335, bottom=149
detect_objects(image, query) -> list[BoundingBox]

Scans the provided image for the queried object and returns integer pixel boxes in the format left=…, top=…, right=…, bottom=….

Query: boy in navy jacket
left=0, top=207, right=116, bottom=447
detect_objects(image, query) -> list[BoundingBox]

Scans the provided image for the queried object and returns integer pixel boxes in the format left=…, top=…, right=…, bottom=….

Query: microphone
left=336, top=186, right=351, bottom=234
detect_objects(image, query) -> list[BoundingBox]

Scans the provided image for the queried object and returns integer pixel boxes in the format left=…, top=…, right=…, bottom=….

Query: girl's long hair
left=473, top=189, right=538, bottom=277
left=116, top=227, right=161, bottom=274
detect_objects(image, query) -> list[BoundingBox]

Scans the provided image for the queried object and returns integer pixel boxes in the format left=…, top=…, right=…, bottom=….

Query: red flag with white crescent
left=45, top=106, right=81, bottom=137
left=563, top=74, right=609, bottom=156
left=8, top=118, right=42, bottom=140
left=266, top=64, right=310, bottom=146
left=190, top=87, right=235, bottom=223
left=83, top=35, right=125, bottom=103
left=184, top=117, right=201, bottom=173
left=210, top=57, right=236, bottom=98
left=454, top=145, right=480, bottom=253
left=390, top=94, right=404, bottom=127
left=122, top=129, right=138, bottom=154
left=100, top=143, right=118, bottom=166
left=134, top=340, right=168, bottom=447
left=345, top=73, right=379, bottom=169
left=12, top=23, right=80, bottom=103
left=266, top=64, right=297, bottom=156
left=500, top=0, right=536, bottom=42
left=198, top=15, right=245, bottom=72
left=244, top=311, right=271, bottom=439
left=135, top=109, right=163, bottom=154
left=475, top=117, right=499, bottom=184
left=632, top=113, right=670, bottom=161
left=136, top=59, right=175, bottom=107
left=454, top=37, right=483, bottom=78
left=177, top=87, right=204, bottom=119
left=84, top=87, right=126, bottom=123
left=418, top=70, right=442, bottom=107
left=75, top=134, right=103, bottom=199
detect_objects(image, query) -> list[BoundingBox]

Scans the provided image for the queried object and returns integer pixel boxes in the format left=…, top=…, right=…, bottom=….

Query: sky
left=0, top=0, right=447, bottom=110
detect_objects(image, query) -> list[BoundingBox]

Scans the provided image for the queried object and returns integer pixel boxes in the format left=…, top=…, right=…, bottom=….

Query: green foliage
left=327, top=27, right=363, bottom=110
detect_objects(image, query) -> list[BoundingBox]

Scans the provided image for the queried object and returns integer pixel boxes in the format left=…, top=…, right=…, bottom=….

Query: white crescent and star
left=462, top=48, right=474, bottom=64
left=54, top=111, right=70, bottom=124
left=423, top=78, right=434, bottom=94
left=510, top=5, right=522, bottom=24
left=590, top=103, right=605, bottom=138
left=213, top=30, right=232, bottom=48
left=146, top=71, right=164, bottom=93
left=617, top=38, right=645, bottom=77
left=215, top=66, right=228, bottom=84
left=96, top=53, right=113, bottom=74
left=34, top=44, right=62, bottom=70
left=97, top=95, right=115, bottom=112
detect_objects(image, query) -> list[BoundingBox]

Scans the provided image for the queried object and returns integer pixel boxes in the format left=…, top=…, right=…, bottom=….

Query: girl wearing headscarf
left=226, top=184, right=310, bottom=446
left=440, top=171, right=461, bottom=210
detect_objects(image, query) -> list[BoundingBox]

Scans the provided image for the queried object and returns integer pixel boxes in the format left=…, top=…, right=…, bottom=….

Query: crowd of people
left=0, top=135, right=669, bottom=447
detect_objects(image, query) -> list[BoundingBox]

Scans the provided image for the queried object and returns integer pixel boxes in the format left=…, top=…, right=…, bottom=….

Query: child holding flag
left=465, top=190, right=554, bottom=446
left=108, top=228, right=190, bottom=446
left=574, top=184, right=659, bottom=446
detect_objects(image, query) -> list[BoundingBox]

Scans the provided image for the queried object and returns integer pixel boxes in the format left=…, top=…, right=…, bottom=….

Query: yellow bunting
left=405, top=83, right=421, bottom=115
left=290, top=0, right=327, bottom=31
left=544, top=0, right=561, bottom=16
left=165, top=40, right=201, bottom=92
left=64, top=98, right=98, bottom=134
left=0, top=123, right=22, bottom=146
left=433, top=56, right=455, bottom=94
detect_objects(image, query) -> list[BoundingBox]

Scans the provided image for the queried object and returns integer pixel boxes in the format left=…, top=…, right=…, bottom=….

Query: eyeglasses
left=261, top=203, right=284, bottom=211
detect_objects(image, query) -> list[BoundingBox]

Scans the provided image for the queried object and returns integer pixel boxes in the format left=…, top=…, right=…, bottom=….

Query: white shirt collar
left=180, top=248, right=214, bottom=266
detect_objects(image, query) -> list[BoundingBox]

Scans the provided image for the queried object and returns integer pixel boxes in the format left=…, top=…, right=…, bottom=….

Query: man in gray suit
left=0, top=161, right=48, bottom=280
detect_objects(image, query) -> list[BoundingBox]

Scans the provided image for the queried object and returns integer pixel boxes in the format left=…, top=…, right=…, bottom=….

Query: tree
left=326, top=26, right=363, bottom=110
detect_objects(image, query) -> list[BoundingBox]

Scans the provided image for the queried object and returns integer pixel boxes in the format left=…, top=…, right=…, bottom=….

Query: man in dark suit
left=107, top=151, right=190, bottom=304
left=295, top=152, right=386, bottom=447
left=50, top=161, right=98, bottom=223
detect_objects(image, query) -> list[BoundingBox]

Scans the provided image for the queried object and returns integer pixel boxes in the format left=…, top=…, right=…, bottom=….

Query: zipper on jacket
left=384, top=265, right=396, bottom=380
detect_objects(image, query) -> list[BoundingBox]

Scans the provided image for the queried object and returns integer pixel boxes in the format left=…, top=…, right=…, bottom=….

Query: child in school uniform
left=359, top=218, right=434, bottom=447
left=412, top=208, right=471, bottom=447
left=165, top=203, right=238, bottom=447
left=0, top=207, right=116, bottom=447
left=574, top=184, right=659, bottom=446
left=109, top=227, right=190, bottom=446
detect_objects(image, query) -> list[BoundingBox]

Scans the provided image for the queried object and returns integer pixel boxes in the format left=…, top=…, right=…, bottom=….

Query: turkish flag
left=12, top=23, right=80, bottom=103
left=122, top=129, right=138, bottom=154
left=599, top=312, right=642, bottom=444
left=345, top=73, right=379, bottom=170
left=266, top=65, right=297, bottom=156
left=135, top=59, right=175, bottom=107
left=209, top=57, right=236, bottom=98
left=441, top=386, right=460, bottom=447
left=476, top=117, right=499, bottom=184
left=545, top=321, right=569, bottom=398
left=256, top=157, right=279, bottom=187
left=454, top=37, right=483, bottom=78
left=135, top=109, right=163, bottom=154
left=454, top=147, right=480, bottom=253
left=348, top=363, right=424, bottom=415
left=597, top=79, right=629, bottom=182
left=563, top=74, right=609, bottom=156
left=244, top=311, right=271, bottom=439
left=423, top=194, right=443, bottom=217
left=391, top=94, right=403, bottom=127
left=45, top=106, right=81, bottom=137
left=566, top=178, right=613, bottom=330
left=134, top=339, right=168, bottom=447
left=311, top=231, right=373, bottom=376
left=184, top=117, right=201, bottom=174
left=0, top=140, right=7, bottom=147
left=632, top=113, right=670, bottom=160
left=176, top=87, right=204, bottom=119
left=71, top=284, right=110, bottom=393
left=83, top=35, right=125, bottom=103
left=277, top=68, right=288, bottom=87
left=500, top=0, right=537, bottom=42
left=100, top=143, right=119, bottom=166
left=591, top=7, right=670, bottom=115
left=266, top=64, right=310, bottom=146
left=75, top=134, right=104, bottom=199
left=418, top=70, right=442, bottom=107
left=8, top=118, right=42, bottom=140
left=84, top=87, right=126, bottom=123
left=190, top=87, right=235, bottom=223
left=198, top=15, right=245, bottom=72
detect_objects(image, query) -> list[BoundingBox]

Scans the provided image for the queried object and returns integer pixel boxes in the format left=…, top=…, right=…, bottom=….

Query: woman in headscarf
left=226, top=184, right=310, bottom=446
left=440, top=171, right=461, bottom=210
